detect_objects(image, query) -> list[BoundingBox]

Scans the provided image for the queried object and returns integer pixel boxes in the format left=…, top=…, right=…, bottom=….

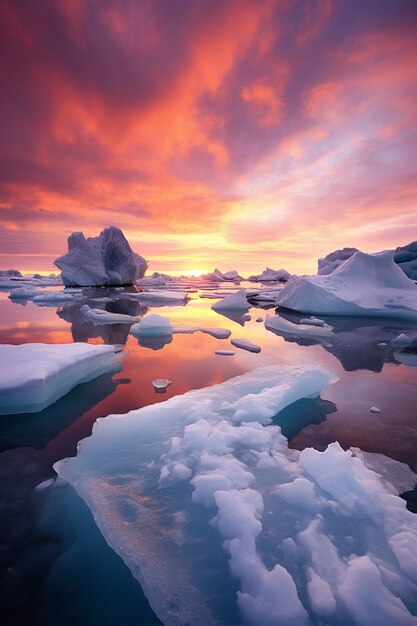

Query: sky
left=0, top=0, right=416, bottom=275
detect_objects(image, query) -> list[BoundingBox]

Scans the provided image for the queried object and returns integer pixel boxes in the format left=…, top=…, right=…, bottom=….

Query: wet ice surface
left=0, top=281, right=417, bottom=625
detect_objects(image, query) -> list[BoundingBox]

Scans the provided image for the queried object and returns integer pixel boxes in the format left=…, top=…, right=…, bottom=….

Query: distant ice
left=230, top=338, right=261, bottom=353
left=119, top=290, right=188, bottom=306
left=248, top=267, right=290, bottom=282
left=394, top=241, right=417, bottom=280
left=173, top=325, right=231, bottom=339
left=275, top=251, right=417, bottom=319
left=318, top=248, right=359, bottom=275
left=0, top=343, right=122, bottom=415
left=211, top=289, right=249, bottom=311
left=0, top=269, right=22, bottom=277
left=55, top=225, right=147, bottom=287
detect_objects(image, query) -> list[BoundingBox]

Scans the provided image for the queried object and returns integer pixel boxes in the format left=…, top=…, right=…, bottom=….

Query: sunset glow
left=1, top=0, right=416, bottom=275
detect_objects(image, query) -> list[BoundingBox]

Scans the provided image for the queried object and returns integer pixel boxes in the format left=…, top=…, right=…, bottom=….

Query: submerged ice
left=54, top=364, right=417, bottom=625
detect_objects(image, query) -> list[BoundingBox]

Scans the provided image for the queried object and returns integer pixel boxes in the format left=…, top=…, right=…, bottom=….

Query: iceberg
left=0, top=343, right=122, bottom=415
left=248, top=267, right=291, bottom=282
left=0, top=269, right=22, bottom=277
left=318, top=248, right=359, bottom=275
left=119, top=289, right=188, bottom=306
left=275, top=251, right=417, bottom=319
left=54, top=226, right=148, bottom=287
left=130, top=313, right=173, bottom=337
left=211, top=289, right=249, bottom=311
left=55, top=364, right=417, bottom=625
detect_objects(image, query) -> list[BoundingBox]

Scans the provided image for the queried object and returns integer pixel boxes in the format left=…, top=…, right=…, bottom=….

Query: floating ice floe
left=55, top=364, right=340, bottom=626
left=130, top=314, right=173, bottom=337
left=152, top=379, right=172, bottom=393
left=55, top=365, right=417, bottom=625
left=80, top=304, right=140, bottom=325
left=265, top=315, right=335, bottom=340
left=8, top=286, right=41, bottom=300
left=275, top=251, right=417, bottom=319
left=0, top=343, right=122, bottom=415
left=32, top=291, right=76, bottom=305
left=55, top=225, right=148, bottom=287
left=211, top=289, right=249, bottom=311
left=247, top=267, right=291, bottom=282
left=119, top=289, right=188, bottom=306
left=172, top=325, right=231, bottom=339
left=230, top=338, right=261, bottom=353
left=215, top=350, right=235, bottom=356
left=0, top=269, right=22, bottom=277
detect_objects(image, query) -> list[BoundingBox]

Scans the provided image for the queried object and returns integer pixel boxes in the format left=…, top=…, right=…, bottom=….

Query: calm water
left=1, top=285, right=417, bottom=625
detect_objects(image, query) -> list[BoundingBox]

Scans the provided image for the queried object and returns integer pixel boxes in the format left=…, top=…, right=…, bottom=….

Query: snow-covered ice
left=230, top=338, right=261, bottom=353
left=275, top=251, right=417, bottom=319
left=211, top=289, right=249, bottom=311
left=55, top=364, right=417, bottom=626
left=152, top=379, right=172, bottom=392
left=55, top=225, right=147, bottom=287
left=130, top=314, right=173, bottom=337
left=119, top=290, right=188, bottom=306
left=0, top=343, right=122, bottom=415
left=80, top=304, right=140, bottom=324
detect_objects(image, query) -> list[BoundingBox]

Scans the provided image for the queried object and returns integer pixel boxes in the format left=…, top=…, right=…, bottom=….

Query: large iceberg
left=0, top=343, right=122, bottom=415
left=275, top=251, right=417, bottom=319
left=54, top=226, right=148, bottom=287
left=55, top=364, right=417, bottom=625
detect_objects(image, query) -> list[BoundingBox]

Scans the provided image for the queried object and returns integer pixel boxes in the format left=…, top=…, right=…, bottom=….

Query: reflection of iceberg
left=266, top=312, right=416, bottom=372
left=0, top=373, right=123, bottom=453
left=394, top=344, right=417, bottom=367
left=211, top=308, right=249, bottom=326
left=55, top=365, right=417, bottom=626
left=58, top=290, right=148, bottom=345
left=135, top=335, right=173, bottom=351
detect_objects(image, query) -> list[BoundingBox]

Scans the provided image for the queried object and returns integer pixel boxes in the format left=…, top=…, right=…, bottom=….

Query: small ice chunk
left=370, top=406, right=381, bottom=413
left=211, top=289, right=249, bottom=311
left=378, top=342, right=387, bottom=347
left=130, top=314, right=173, bottom=337
left=230, top=338, right=261, bottom=353
left=215, top=350, right=235, bottom=356
left=153, top=379, right=172, bottom=393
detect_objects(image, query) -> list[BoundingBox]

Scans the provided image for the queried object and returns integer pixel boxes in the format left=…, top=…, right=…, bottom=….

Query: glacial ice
left=248, top=267, right=291, bottom=282
left=54, top=225, right=148, bottom=287
left=275, top=251, right=417, bottom=319
left=55, top=364, right=417, bottom=625
left=0, top=343, right=122, bottom=415
left=211, top=289, right=249, bottom=311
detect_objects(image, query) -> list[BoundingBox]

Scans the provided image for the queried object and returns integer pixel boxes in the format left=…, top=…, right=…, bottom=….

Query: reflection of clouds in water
left=57, top=287, right=148, bottom=345
left=267, top=311, right=417, bottom=372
